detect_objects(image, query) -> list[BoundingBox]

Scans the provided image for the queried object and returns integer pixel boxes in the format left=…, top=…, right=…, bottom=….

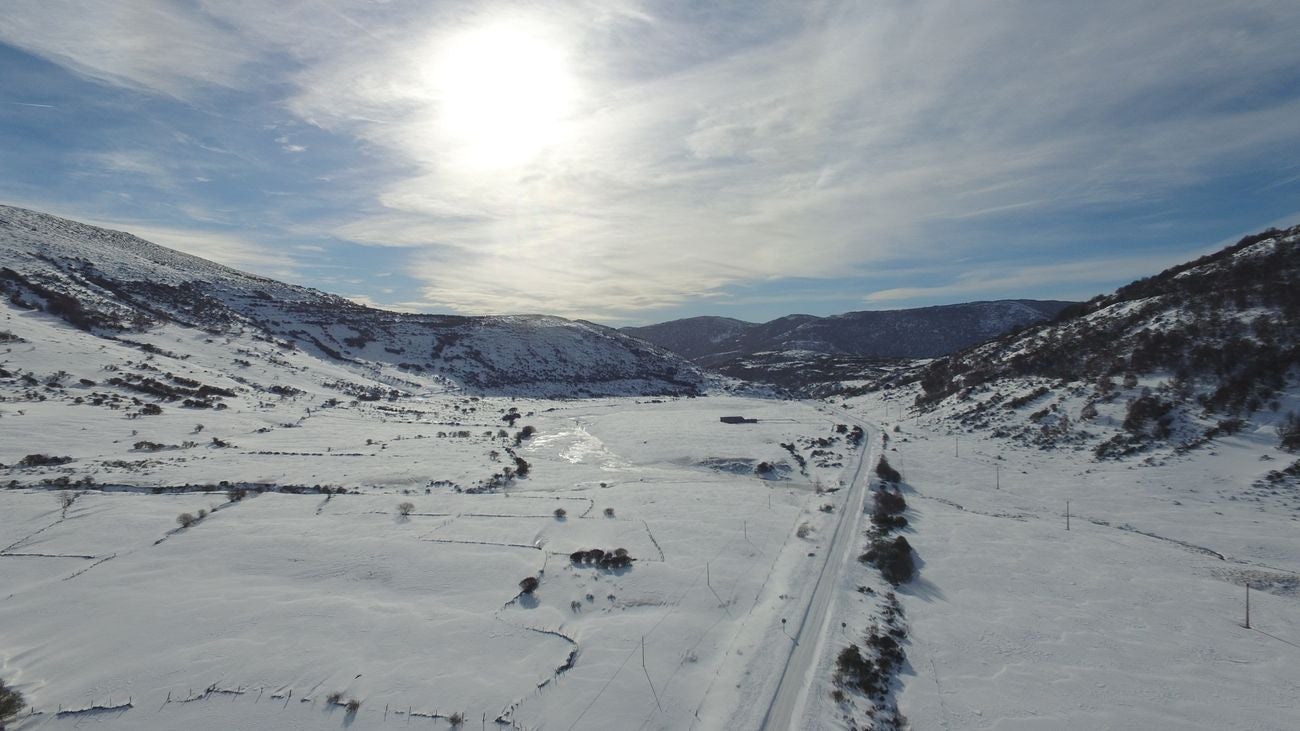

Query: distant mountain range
left=621, top=300, right=1074, bottom=365
left=0, top=205, right=704, bottom=396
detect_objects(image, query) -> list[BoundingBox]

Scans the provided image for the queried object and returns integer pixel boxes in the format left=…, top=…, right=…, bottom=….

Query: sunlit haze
left=2, top=1, right=1299, bottom=323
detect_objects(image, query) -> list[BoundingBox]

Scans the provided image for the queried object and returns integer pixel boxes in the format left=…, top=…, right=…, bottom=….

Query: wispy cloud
left=290, top=0, right=1300, bottom=316
left=21, top=204, right=306, bottom=279
left=864, top=251, right=1208, bottom=305
left=3, top=1, right=1300, bottom=320
left=344, top=293, right=425, bottom=314
left=0, top=1, right=260, bottom=99
left=115, top=223, right=301, bottom=279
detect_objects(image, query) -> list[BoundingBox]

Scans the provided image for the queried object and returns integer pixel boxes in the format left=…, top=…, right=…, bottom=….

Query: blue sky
left=2, top=1, right=1299, bottom=325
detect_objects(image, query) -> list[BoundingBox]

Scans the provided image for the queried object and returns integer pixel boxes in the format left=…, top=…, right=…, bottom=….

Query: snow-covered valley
left=2, top=300, right=882, bottom=730
left=5, top=301, right=1299, bottom=730
left=2, top=210, right=1299, bottom=730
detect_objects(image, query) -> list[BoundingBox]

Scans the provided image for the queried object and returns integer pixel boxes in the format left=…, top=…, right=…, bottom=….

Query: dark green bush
left=861, top=536, right=916, bottom=585
left=874, top=489, right=906, bottom=515
left=18, top=454, right=72, bottom=467
left=1278, top=412, right=1300, bottom=451
left=834, top=644, right=884, bottom=695
left=875, top=457, right=902, bottom=484
left=0, top=678, right=24, bottom=722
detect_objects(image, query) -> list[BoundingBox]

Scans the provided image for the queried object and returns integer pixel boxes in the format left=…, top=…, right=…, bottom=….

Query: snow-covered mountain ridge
left=0, top=204, right=704, bottom=395
left=896, top=224, right=1300, bottom=464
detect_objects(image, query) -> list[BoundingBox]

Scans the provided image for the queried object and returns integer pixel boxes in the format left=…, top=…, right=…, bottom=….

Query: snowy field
left=841, top=389, right=1300, bottom=731
left=2, top=303, right=874, bottom=730
left=0, top=396, right=868, bottom=730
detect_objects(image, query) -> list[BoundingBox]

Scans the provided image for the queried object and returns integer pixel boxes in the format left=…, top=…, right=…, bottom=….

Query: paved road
left=759, top=417, right=877, bottom=730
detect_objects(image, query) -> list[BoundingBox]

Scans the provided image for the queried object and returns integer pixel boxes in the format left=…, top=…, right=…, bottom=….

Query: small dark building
left=719, top=416, right=758, bottom=424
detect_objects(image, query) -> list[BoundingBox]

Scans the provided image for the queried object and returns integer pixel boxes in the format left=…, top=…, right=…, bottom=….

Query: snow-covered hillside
left=0, top=205, right=704, bottom=396
left=812, top=224, right=1300, bottom=729
left=898, top=225, right=1300, bottom=466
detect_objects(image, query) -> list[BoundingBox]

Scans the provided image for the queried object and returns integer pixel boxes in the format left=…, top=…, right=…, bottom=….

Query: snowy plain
left=842, top=387, right=1300, bottom=731
left=1, top=303, right=874, bottom=730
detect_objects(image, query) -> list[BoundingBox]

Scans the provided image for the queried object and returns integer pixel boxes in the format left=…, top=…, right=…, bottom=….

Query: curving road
left=759, top=416, right=877, bottom=731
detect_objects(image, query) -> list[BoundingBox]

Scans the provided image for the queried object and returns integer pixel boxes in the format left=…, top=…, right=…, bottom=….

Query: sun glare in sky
left=425, top=22, right=579, bottom=171
left=2, top=3, right=1299, bottom=321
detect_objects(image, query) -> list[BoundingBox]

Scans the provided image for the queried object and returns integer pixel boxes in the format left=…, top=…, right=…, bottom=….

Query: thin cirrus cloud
left=1, top=1, right=1299, bottom=322
left=107, top=221, right=301, bottom=280
left=0, top=1, right=260, bottom=99
left=863, top=253, right=1211, bottom=305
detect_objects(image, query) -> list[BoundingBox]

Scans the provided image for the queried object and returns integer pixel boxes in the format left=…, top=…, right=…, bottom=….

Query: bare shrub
left=796, top=522, right=812, bottom=539
left=176, top=512, right=196, bottom=528
left=398, top=501, right=415, bottom=516
left=603, top=507, right=615, bottom=517
left=519, top=576, right=540, bottom=594
left=1278, top=412, right=1300, bottom=452
left=553, top=507, right=567, bottom=519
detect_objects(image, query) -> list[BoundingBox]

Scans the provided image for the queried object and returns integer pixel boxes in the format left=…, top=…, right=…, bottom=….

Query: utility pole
left=1066, top=500, right=1071, bottom=531
left=1245, top=582, right=1251, bottom=629
left=955, top=436, right=959, bottom=457
left=995, top=463, right=1000, bottom=490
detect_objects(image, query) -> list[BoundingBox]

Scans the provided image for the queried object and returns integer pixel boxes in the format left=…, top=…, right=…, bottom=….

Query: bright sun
left=426, top=23, right=578, bottom=170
